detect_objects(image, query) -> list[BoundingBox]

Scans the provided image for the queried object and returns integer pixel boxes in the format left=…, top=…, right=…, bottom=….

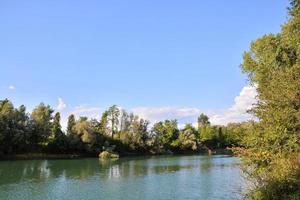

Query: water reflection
left=0, top=159, right=100, bottom=185
left=0, top=155, right=240, bottom=185
left=0, top=155, right=245, bottom=200
left=98, top=159, right=194, bottom=180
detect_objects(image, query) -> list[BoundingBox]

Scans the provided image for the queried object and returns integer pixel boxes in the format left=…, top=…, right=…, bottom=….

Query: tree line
left=0, top=100, right=250, bottom=156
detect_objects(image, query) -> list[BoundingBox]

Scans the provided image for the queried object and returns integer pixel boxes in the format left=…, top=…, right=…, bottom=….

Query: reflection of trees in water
left=98, top=157, right=197, bottom=180
left=199, top=156, right=239, bottom=172
left=197, top=156, right=240, bottom=199
left=0, top=160, right=51, bottom=185
left=0, top=156, right=236, bottom=186
left=199, top=156, right=213, bottom=172
left=198, top=156, right=213, bottom=199
left=0, top=159, right=101, bottom=186
left=49, top=159, right=99, bottom=180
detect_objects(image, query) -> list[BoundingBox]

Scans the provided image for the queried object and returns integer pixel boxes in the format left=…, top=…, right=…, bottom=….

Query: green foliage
left=198, top=113, right=210, bottom=127
left=73, top=118, right=97, bottom=153
left=0, top=100, right=246, bottom=158
left=51, top=112, right=63, bottom=139
left=151, top=120, right=179, bottom=152
left=31, top=103, right=54, bottom=145
left=0, top=100, right=29, bottom=153
left=107, top=105, right=120, bottom=139
left=176, top=124, right=198, bottom=151
left=224, top=121, right=255, bottom=147
left=67, top=114, right=76, bottom=136
left=239, top=1, right=300, bottom=199
left=99, top=111, right=109, bottom=136
left=197, top=114, right=237, bottom=149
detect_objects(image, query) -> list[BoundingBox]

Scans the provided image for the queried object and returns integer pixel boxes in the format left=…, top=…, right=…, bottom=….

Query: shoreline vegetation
left=0, top=98, right=241, bottom=161
left=235, top=1, right=300, bottom=199
left=0, top=149, right=234, bottom=161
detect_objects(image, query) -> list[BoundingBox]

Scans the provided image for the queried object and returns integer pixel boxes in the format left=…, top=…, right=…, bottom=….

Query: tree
left=51, top=112, right=63, bottom=139
left=198, top=113, right=210, bottom=127
left=178, top=124, right=198, bottom=151
left=118, top=110, right=131, bottom=145
left=30, top=103, right=54, bottom=146
left=48, top=112, right=68, bottom=152
left=139, top=118, right=150, bottom=148
left=0, top=100, right=28, bottom=153
left=67, top=114, right=76, bottom=136
left=225, top=122, right=254, bottom=147
left=99, top=111, right=109, bottom=136
left=14, top=105, right=30, bottom=150
left=120, top=109, right=130, bottom=133
left=126, top=115, right=149, bottom=151
left=90, top=118, right=101, bottom=133
left=0, top=99, right=15, bottom=154
left=198, top=113, right=211, bottom=142
left=151, top=120, right=179, bottom=151
left=107, top=105, right=120, bottom=139
left=197, top=114, right=212, bottom=143
left=239, top=1, right=300, bottom=199
left=73, top=118, right=97, bottom=152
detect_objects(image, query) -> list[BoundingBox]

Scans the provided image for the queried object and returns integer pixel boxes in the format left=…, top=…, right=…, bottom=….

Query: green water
left=0, top=155, right=245, bottom=200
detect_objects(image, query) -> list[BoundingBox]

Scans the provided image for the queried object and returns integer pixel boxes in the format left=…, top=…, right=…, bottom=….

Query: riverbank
left=0, top=148, right=234, bottom=161
left=0, top=153, right=95, bottom=161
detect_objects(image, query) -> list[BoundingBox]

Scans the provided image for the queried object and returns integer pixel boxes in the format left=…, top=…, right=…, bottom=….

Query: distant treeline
left=0, top=99, right=252, bottom=156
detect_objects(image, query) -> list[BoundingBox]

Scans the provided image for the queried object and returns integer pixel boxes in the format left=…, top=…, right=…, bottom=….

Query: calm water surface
left=0, top=155, right=246, bottom=200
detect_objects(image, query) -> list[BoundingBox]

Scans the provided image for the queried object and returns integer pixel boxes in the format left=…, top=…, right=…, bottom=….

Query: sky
left=0, top=0, right=289, bottom=128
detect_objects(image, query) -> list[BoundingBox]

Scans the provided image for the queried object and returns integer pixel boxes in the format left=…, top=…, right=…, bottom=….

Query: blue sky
left=0, top=0, right=289, bottom=127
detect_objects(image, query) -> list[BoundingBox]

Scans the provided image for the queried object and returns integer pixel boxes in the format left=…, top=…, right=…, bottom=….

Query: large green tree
left=30, top=103, right=54, bottom=146
left=177, top=124, right=198, bottom=151
left=240, top=1, right=300, bottom=199
left=107, top=105, right=120, bottom=139
left=48, top=112, right=68, bottom=152
left=151, top=120, right=179, bottom=151
left=67, top=114, right=76, bottom=136
left=51, top=112, right=63, bottom=139
left=198, top=114, right=213, bottom=144
left=73, top=117, right=97, bottom=152
left=0, top=100, right=29, bottom=154
left=198, top=113, right=210, bottom=127
left=99, top=111, right=109, bottom=136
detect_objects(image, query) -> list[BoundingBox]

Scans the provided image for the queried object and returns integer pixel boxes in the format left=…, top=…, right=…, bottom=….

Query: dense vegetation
left=0, top=100, right=249, bottom=157
left=236, top=1, right=300, bottom=199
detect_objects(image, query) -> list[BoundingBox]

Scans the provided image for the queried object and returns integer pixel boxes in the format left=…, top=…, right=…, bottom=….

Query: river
left=0, top=155, right=246, bottom=200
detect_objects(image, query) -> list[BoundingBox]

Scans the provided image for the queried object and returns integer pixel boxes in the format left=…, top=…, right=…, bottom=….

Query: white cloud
left=59, top=85, right=257, bottom=130
left=132, top=107, right=203, bottom=125
left=59, top=104, right=102, bottom=130
left=56, top=97, right=66, bottom=111
left=70, top=105, right=102, bottom=119
left=210, top=85, right=257, bottom=125
left=131, top=85, right=258, bottom=126
left=8, top=85, right=15, bottom=90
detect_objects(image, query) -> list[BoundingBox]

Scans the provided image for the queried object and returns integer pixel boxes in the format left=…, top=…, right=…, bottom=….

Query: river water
left=0, top=155, right=246, bottom=200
